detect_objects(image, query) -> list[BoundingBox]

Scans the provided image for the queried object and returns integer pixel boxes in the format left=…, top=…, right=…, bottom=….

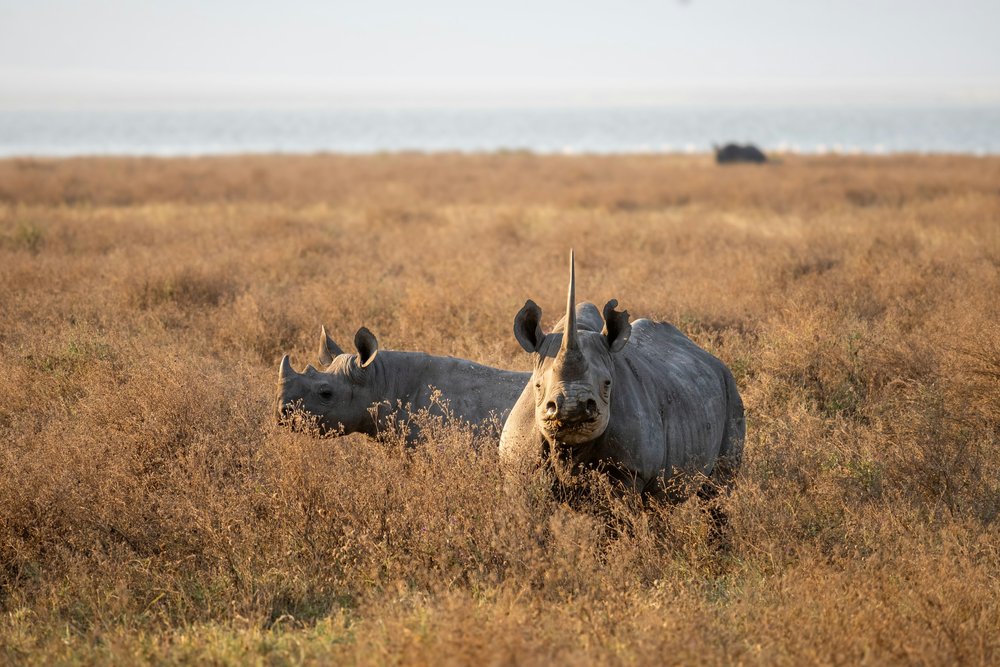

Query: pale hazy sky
left=1, top=0, right=998, bottom=108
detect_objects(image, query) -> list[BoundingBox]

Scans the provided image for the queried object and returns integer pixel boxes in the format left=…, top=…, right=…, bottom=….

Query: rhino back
left=591, top=319, right=735, bottom=485
left=384, top=352, right=529, bottom=427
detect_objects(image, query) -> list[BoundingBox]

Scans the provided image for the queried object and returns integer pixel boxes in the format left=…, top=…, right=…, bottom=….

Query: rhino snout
left=543, top=388, right=599, bottom=424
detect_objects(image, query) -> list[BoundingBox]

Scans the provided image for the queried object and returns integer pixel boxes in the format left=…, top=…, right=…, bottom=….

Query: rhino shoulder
left=623, top=318, right=689, bottom=349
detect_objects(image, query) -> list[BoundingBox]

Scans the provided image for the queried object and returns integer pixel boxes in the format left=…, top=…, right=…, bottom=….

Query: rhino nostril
left=586, top=399, right=597, bottom=415
left=545, top=401, right=558, bottom=418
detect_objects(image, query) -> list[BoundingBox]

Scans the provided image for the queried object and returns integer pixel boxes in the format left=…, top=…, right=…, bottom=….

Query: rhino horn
left=279, top=354, right=296, bottom=381
left=561, top=249, right=578, bottom=352
left=318, top=325, right=344, bottom=366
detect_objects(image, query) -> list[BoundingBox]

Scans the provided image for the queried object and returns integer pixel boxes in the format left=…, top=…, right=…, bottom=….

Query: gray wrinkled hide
left=278, top=333, right=530, bottom=445
left=500, top=301, right=745, bottom=497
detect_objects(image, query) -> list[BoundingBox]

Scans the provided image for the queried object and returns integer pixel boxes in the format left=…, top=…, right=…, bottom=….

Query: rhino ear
left=318, top=325, right=344, bottom=366
left=602, top=299, right=631, bottom=353
left=513, top=299, right=545, bottom=353
left=354, top=327, right=379, bottom=368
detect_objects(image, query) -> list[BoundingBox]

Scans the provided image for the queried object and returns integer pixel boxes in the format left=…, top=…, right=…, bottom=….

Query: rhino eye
left=318, top=389, right=334, bottom=401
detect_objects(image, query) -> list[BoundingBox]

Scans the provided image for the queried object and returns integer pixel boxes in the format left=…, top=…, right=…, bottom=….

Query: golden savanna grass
left=1, top=153, right=998, bottom=665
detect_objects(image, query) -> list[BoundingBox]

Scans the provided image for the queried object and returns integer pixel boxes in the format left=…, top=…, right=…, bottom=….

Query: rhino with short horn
left=499, top=251, right=745, bottom=498
left=277, top=326, right=530, bottom=444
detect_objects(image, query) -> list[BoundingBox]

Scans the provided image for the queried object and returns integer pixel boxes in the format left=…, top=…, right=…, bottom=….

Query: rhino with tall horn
left=500, top=250, right=745, bottom=498
left=277, top=326, right=530, bottom=445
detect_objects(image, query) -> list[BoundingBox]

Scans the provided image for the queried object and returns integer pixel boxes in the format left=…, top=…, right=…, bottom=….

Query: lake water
left=1, top=105, right=998, bottom=157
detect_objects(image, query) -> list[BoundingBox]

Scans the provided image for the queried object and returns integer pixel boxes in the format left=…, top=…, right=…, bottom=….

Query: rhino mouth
left=545, top=414, right=597, bottom=429
left=542, top=415, right=604, bottom=444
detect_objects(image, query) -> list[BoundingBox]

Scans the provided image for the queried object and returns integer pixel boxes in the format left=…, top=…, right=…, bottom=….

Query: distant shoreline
left=2, top=148, right=999, bottom=159
left=3, top=105, right=998, bottom=158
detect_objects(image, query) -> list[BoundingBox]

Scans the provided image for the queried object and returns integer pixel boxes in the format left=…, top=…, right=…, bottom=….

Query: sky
left=1, top=0, right=999, bottom=108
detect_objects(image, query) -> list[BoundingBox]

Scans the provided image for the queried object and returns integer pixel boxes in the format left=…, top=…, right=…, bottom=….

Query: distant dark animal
left=499, top=251, right=745, bottom=500
left=714, top=143, right=767, bottom=164
left=277, top=326, right=530, bottom=444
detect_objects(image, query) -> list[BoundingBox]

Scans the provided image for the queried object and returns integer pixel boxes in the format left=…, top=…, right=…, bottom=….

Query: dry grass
left=1, top=153, right=998, bottom=665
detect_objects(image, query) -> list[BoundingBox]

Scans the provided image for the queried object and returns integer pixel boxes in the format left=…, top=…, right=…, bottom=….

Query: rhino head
left=276, top=326, right=382, bottom=435
left=513, top=251, right=631, bottom=446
